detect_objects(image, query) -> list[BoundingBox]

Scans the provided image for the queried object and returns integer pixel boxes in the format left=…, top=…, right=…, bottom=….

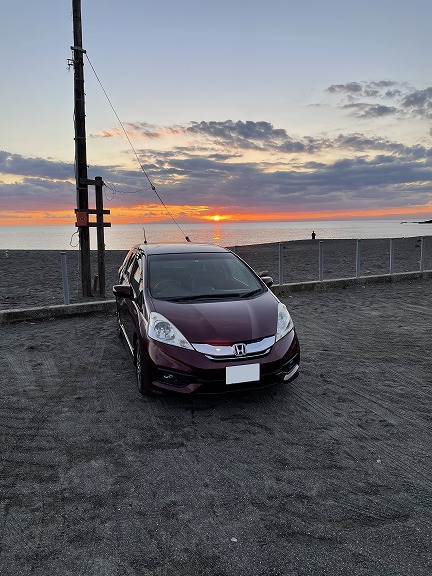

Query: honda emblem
left=233, top=343, right=247, bottom=356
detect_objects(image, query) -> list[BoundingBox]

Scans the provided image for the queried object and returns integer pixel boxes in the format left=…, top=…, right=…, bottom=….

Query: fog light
left=279, top=365, right=299, bottom=382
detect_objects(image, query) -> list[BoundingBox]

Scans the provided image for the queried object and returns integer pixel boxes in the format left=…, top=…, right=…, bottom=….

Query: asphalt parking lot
left=1, top=279, right=432, bottom=575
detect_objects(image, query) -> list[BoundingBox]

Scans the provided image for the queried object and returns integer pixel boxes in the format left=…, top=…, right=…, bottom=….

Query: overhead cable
left=85, top=53, right=191, bottom=241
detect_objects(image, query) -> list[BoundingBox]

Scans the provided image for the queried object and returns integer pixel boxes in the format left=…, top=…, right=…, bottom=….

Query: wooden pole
left=72, top=0, right=92, bottom=296
left=95, top=176, right=106, bottom=297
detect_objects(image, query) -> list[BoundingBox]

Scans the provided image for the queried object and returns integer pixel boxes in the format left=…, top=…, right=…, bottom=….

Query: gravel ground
left=1, top=278, right=431, bottom=575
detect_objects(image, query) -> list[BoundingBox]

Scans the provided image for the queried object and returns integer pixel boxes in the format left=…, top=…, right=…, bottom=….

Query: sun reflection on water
left=213, top=226, right=221, bottom=245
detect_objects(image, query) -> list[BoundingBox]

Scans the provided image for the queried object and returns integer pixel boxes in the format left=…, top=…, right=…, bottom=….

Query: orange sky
left=1, top=203, right=432, bottom=227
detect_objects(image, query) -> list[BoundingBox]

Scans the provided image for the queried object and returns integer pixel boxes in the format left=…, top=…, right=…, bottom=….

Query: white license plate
left=226, top=363, right=260, bottom=385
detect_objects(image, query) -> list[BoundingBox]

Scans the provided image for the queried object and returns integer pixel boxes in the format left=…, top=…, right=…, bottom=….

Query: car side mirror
left=113, top=284, right=134, bottom=299
left=260, top=276, right=273, bottom=287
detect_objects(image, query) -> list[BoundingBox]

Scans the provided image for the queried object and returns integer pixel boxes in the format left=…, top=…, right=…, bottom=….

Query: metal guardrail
left=2, top=269, right=432, bottom=325
left=234, top=237, right=430, bottom=285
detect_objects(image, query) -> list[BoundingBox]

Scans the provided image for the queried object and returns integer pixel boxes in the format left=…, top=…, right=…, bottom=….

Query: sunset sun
left=212, top=215, right=220, bottom=222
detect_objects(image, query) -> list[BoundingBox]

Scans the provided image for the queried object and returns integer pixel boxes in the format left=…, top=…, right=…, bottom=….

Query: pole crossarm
left=74, top=205, right=111, bottom=225
left=70, top=45, right=87, bottom=53
left=87, top=209, right=111, bottom=215
left=80, top=178, right=104, bottom=186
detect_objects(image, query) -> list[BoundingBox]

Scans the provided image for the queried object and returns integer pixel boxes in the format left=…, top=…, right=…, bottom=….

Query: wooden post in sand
left=95, top=177, right=106, bottom=296
left=318, top=241, right=324, bottom=281
left=389, top=239, right=395, bottom=274
left=60, top=252, right=70, bottom=305
left=420, top=237, right=425, bottom=272
left=278, top=243, right=284, bottom=284
left=84, top=176, right=111, bottom=296
left=356, top=240, right=361, bottom=278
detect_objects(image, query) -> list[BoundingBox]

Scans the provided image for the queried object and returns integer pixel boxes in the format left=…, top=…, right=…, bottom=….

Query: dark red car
left=113, top=243, right=300, bottom=394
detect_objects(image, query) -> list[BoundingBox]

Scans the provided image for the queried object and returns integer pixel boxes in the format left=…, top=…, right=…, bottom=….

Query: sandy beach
left=1, top=237, right=432, bottom=574
left=1, top=236, right=431, bottom=310
left=1, top=273, right=432, bottom=574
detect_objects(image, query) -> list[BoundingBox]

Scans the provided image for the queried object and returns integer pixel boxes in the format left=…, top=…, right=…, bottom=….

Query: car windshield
left=148, top=252, right=264, bottom=301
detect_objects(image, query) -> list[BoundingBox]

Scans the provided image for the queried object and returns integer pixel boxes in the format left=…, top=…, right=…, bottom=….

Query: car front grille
left=191, top=335, right=275, bottom=362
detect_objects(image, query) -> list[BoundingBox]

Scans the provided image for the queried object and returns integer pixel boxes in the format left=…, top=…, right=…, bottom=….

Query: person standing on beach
left=311, top=231, right=316, bottom=240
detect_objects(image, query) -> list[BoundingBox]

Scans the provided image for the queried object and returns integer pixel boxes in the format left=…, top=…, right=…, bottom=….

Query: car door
left=119, top=254, right=143, bottom=347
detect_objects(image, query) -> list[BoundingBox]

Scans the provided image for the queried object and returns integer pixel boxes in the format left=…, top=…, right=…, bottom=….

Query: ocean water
left=1, top=220, right=432, bottom=251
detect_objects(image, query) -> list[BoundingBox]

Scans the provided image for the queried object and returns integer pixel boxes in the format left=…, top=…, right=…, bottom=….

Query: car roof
left=135, top=243, right=231, bottom=256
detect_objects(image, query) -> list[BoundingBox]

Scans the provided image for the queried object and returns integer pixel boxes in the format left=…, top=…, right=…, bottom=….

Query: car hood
left=150, top=291, right=278, bottom=344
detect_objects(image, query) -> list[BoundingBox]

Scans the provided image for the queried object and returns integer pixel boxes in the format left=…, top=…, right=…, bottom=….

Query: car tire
left=135, top=341, right=152, bottom=395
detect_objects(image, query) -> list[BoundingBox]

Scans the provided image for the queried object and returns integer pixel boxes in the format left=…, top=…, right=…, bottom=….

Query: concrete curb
left=1, top=270, right=431, bottom=324
left=0, top=300, right=116, bottom=325
left=271, top=270, right=432, bottom=296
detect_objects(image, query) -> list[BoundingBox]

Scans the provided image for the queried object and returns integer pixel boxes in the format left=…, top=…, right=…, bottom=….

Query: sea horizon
left=1, top=219, right=432, bottom=251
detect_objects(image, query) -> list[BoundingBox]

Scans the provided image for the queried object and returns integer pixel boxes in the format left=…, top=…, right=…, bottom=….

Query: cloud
left=326, top=80, right=401, bottom=100
left=4, top=114, right=432, bottom=215
left=107, top=144, right=432, bottom=214
left=2, top=80, right=432, bottom=220
left=326, top=82, right=365, bottom=96
left=326, top=80, right=432, bottom=122
left=334, top=134, right=432, bottom=159
left=186, top=120, right=308, bottom=153
left=99, top=119, right=312, bottom=154
left=2, top=145, right=432, bottom=216
left=0, top=177, right=75, bottom=211
left=187, top=120, right=287, bottom=141
left=342, top=103, right=398, bottom=119
left=0, top=151, right=74, bottom=180
left=401, top=87, right=432, bottom=119
left=90, top=122, right=184, bottom=139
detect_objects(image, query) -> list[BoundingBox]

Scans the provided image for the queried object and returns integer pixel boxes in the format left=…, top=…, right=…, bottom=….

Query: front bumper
left=144, top=330, right=300, bottom=394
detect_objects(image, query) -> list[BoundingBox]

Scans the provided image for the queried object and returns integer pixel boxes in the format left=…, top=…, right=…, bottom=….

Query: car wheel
left=135, top=341, right=152, bottom=395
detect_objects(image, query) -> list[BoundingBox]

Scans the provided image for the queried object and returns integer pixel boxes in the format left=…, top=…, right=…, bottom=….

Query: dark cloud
left=342, top=103, right=398, bottom=118
left=2, top=78, right=432, bottom=218
left=0, top=177, right=75, bottom=211
left=401, top=87, right=432, bottom=119
left=326, top=80, right=400, bottom=99
left=384, top=89, right=403, bottom=99
left=4, top=115, right=432, bottom=214
left=334, top=134, right=432, bottom=160
left=2, top=146, right=432, bottom=214
left=326, top=82, right=364, bottom=95
left=187, top=120, right=287, bottom=140
left=102, top=146, right=432, bottom=213
left=0, top=151, right=74, bottom=180
left=186, top=120, right=308, bottom=153
left=326, top=81, right=432, bottom=123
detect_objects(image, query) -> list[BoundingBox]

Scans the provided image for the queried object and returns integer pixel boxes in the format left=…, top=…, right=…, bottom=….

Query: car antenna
left=185, top=236, right=191, bottom=242
left=143, top=227, right=147, bottom=244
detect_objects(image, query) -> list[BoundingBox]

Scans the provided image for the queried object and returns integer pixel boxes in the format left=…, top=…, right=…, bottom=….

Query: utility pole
left=72, top=0, right=92, bottom=296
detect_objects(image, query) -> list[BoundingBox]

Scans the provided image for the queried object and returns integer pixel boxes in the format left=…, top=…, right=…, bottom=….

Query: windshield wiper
left=170, top=292, right=242, bottom=302
left=240, top=288, right=262, bottom=298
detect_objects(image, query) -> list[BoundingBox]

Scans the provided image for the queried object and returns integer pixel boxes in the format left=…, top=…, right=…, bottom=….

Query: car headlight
left=276, top=302, right=294, bottom=342
left=148, top=312, right=193, bottom=350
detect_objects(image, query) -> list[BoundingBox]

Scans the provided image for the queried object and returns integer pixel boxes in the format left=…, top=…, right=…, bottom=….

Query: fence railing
left=233, top=236, right=431, bottom=285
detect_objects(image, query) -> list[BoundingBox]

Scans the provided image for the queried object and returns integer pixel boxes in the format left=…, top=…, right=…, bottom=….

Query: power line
left=85, top=53, right=191, bottom=241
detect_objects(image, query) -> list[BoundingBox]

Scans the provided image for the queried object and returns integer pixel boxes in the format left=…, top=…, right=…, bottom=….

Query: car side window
left=129, top=257, right=143, bottom=300
left=126, top=255, right=136, bottom=280
left=119, top=250, right=134, bottom=279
